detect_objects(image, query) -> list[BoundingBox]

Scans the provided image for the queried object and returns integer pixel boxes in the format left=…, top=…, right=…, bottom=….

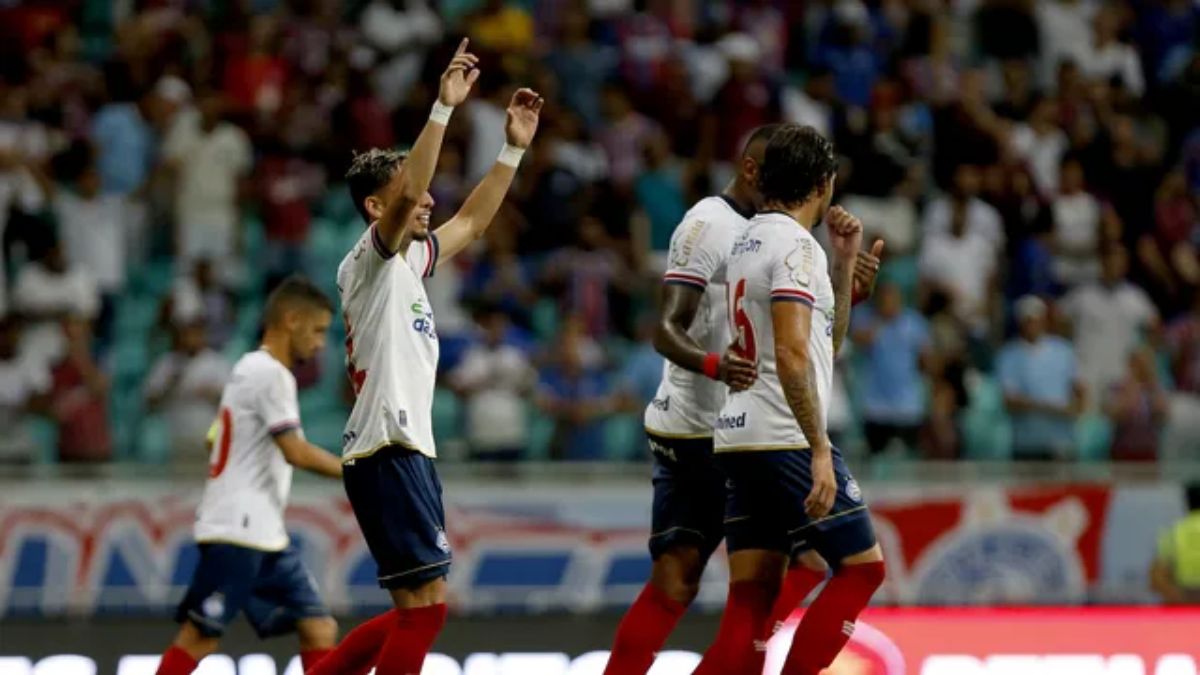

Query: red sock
left=156, top=646, right=198, bottom=675
left=768, top=565, right=827, bottom=635
left=692, top=580, right=776, bottom=675
left=603, top=583, right=688, bottom=675
left=373, top=604, right=448, bottom=675
left=301, top=649, right=332, bottom=673
left=306, top=610, right=397, bottom=675
left=782, top=561, right=885, bottom=675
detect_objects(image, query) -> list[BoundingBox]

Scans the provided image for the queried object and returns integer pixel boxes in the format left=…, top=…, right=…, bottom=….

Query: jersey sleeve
left=770, top=235, right=818, bottom=307
left=258, top=366, right=302, bottom=437
left=404, top=234, right=441, bottom=279
left=662, top=218, right=724, bottom=290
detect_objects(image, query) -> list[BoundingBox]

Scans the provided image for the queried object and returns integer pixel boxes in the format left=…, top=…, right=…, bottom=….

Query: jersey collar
left=718, top=194, right=755, bottom=220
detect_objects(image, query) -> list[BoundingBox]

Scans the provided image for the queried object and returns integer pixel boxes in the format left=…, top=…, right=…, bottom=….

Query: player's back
left=195, top=350, right=300, bottom=551
left=645, top=196, right=751, bottom=435
left=337, top=225, right=441, bottom=461
left=716, top=212, right=835, bottom=452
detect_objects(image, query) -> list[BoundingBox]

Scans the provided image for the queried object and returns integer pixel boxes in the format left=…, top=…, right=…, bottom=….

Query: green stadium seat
left=604, top=413, right=643, bottom=461
left=531, top=299, right=559, bottom=342
left=432, top=387, right=463, bottom=445
left=28, top=417, right=58, bottom=465
left=305, top=411, right=348, bottom=451
left=527, top=405, right=553, bottom=461
left=137, top=414, right=172, bottom=464
left=1075, top=414, right=1113, bottom=462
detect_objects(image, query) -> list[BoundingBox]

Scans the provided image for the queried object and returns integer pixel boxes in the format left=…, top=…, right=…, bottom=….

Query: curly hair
left=346, top=148, right=409, bottom=223
left=758, top=124, right=837, bottom=208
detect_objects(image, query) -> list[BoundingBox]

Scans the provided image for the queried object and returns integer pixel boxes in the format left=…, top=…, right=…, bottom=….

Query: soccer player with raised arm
left=693, top=124, right=886, bottom=675
left=604, top=125, right=883, bottom=675
left=155, top=277, right=344, bottom=675
left=304, top=40, right=542, bottom=675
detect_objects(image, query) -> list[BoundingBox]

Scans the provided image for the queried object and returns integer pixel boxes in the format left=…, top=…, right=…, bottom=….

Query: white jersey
left=715, top=212, right=835, bottom=453
left=644, top=196, right=752, bottom=437
left=338, top=225, right=441, bottom=461
left=194, top=350, right=300, bottom=551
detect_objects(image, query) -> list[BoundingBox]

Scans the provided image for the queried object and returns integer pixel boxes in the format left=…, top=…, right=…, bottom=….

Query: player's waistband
left=343, top=439, right=434, bottom=464
left=713, top=442, right=813, bottom=454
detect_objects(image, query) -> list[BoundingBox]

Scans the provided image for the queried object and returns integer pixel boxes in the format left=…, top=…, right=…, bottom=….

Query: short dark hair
left=1187, top=483, right=1200, bottom=512
left=758, top=124, right=838, bottom=208
left=346, top=148, right=408, bottom=223
left=264, top=275, right=333, bottom=326
left=742, top=123, right=783, bottom=158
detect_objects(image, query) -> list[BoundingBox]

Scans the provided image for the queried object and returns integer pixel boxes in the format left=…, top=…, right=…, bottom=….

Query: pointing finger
left=455, top=38, right=469, bottom=56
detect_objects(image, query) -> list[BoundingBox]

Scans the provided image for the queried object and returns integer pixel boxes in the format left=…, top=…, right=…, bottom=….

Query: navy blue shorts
left=176, top=543, right=328, bottom=639
left=647, top=431, right=725, bottom=561
left=717, top=448, right=877, bottom=567
left=343, top=445, right=451, bottom=589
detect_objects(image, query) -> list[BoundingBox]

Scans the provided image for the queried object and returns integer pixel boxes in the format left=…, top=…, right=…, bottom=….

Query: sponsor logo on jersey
left=201, top=593, right=225, bottom=619
left=410, top=300, right=437, bottom=339
left=715, top=412, right=747, bottom=429
left=732, top=236, right=762, bottom=256
left=671, top=219, right=707, bottom=266
left=647, top=437, right=676, bottom=462
left=650, top=395, right=670, bottom=411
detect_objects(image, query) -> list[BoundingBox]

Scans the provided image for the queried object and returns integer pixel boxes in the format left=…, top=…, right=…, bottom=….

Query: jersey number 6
left=730, top=279, right=757, bottom=362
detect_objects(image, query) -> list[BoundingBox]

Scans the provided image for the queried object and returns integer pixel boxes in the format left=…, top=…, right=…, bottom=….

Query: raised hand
left=439, top=38, right=481, bottom=107
left=505, top=88, right=544, bottom=149
left=852, top=239, right=885, bottom=303
left=826, top=206, right=864, bottom=264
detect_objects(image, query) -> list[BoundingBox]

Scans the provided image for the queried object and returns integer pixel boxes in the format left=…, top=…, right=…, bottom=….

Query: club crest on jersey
left=784, top=240, right=814, bottom=288
left=846, top=478, right=863, bottom=503
left=202, top=593, right=225, bottom=619
left=671, top=219, right=707, bottom=266
left=436, top=529, right=451, bottom=553
left=410, top=300, right=437, bottom=340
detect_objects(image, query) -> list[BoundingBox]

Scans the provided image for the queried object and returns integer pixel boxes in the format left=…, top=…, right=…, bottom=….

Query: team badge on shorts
left=846, top=478, right=863, bottom=503
left=202, top=592, right=225, bottom=619
left=436, top=529, right=451, bottom=553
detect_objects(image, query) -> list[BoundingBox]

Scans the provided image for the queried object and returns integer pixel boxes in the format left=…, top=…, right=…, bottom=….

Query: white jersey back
left=644, top=196, right=751, bottom=437
left=338, top=225, right=440, bottom=460
left=715, top=212, right=835, bottom=453
left=194, top=350, right=300, bottom=551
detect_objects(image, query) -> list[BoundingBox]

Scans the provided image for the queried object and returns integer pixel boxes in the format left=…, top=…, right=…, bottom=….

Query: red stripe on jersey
left=771, top=288, right=815, bottom=303
left=663, top=271, right=708, bottom=288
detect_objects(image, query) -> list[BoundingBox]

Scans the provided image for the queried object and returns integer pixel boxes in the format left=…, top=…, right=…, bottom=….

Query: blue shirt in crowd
left=90, top=103, right=154, bottom=195
left=995, top=336, right=1079, bottom=456
left=539, top=366, right=611, bottom=461
left=853, top=307, right=930, bottom=425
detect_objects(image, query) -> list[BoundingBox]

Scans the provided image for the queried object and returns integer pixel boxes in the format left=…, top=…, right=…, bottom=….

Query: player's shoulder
left=232, top=350, right=294, bottom=387
left=683, top=195, right=743, bottom=223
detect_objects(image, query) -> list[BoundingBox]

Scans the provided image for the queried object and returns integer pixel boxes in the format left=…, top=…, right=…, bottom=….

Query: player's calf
left=603, top=547, right=702, bottom=675
left=693, top=549, right=788, bottom=675
left=297, top=616, right=339, bottom=671
left=156, top=622, right=219, bottom=675
left=781, top=545, right=885, bottom=675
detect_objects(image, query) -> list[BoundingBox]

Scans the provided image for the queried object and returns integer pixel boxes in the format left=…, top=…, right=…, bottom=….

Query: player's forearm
left=778, top=349, right=829, bottom=454
left=652, top=285, right=707, bottom=374
left=377, top=111, right=449, bottom=250
left=831, top=259, right=854, bottom=355
left=295, top=443, right=344, bottom=478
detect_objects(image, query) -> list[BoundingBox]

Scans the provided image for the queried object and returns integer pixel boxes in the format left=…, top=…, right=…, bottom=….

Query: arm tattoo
left=831, top=261, right=853, bottom=355
left=780, top=357, right=826, bottom=450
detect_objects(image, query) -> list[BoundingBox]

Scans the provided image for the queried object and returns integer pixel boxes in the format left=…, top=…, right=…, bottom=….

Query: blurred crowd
left=0, top=0, right=1196, bottom=466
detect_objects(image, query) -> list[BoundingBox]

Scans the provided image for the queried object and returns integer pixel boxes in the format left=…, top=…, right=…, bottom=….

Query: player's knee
left=792, top=550, right=829, bottom=575
left=297, top=615, right=339, bottom=648
left=388, top=576, right=447, bottom=609
left=653, top=573, right=701, bottom=606
left=650, top=548, right=705, bottom=605
left=840, top=557, right=886, bottom=591
left=175, top=622, right=220, bottom=659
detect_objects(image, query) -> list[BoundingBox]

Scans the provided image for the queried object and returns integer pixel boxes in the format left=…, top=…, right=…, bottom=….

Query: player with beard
left=304, top=40, right=543, bottom=675
left=693, top=124, right=887, bottom=674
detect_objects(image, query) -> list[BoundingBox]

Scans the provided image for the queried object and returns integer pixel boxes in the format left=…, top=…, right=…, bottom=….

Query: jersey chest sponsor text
left=715, top=412, right=747, bottom=430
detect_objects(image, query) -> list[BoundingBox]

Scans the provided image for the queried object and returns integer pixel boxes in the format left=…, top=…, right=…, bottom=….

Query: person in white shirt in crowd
left=12, top=239, right=99, bottom=370
left=165, top=259, right=236, bottom=349
left=358, top=0, right=444, bottom=109
left=1078, top=5, right=1144, bottom=96
left=144, top=318, right=233, bottom=462
left=162, top=93, right=252, bottom=275
left=0, top=317, right=50, bottom=464
left=922, top=164, right=1005, bottom=256
left=919, top=191, right=999, bottom=336
left=0, top=85, right=53, bottom=317
left=449, top=304, right=536, bottom=462
left=1008, top=96, right=1069, bottom=198
left=1061, top=245, right=1158, bottom=407
left=1036, top=0, right=1098, bottom=86
left=1051, top=156, right=1107, bottom=287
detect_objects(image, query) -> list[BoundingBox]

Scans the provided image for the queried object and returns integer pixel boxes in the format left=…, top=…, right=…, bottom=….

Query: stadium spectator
left=165, top=259, right=236, bottom=350
left=918, top=187, right=999, bottom=334
left=537, top=321, right=614, bottom=461
left=1164, top=291, right=1200, bottom=460
left=923, top=164, right=1005, bottom=255
left=90, top=63, right=154, bottom=197
left=256, top=132, right=325, bottom=288
left=1105, top=347, right=1169, bottom=462
left=851, top=283, right=932, bottom=456
left=1061, top=246, right=1158, bottom=403
left=1139, top=169, right=1200, bottom=299
left=449, top=306, right=536, bottom=462
left=711, top=33, right=780, bottom=161
left=1078, top=6, right=1145, bottom=97
left=1036, top=0, right=1096, bottom=86
left=542, top=217, right=630, bottom=339
left=0, top=317, right=49, bottom=464
left=1009, top=97, right=1069, bottom=198
left=48, top=316, right=111, bottom=463
left=143, top=319, right=231, bottom=462
left=996, top=296, right=1085, bottom=460
left=161, top=93, right=252, bottom=271
left=466, top=0, right=535, bottom=58
left=12, top=240, right=99, bottom=370
left=545, top=8, right=614, bottom=130
left=1051, top=156, right=1107, bottom=287
left=0, top=147, right=48, bottom=317
left=597, top=85, right=661, bottom=188
left=1151, top=483, right=1200, bottom=604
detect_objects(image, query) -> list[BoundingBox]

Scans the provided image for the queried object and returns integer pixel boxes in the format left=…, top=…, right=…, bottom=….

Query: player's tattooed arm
left=655, top=284, right=756, bottom=390
left=433, top=88, right=544, bottom=264
left=377, top=39, right=480, bottom=253
left=274, top=431, right=343, bottom=479
left=773, top=300, right=836, bottom=518
left=831, top=258, right=854, bottom=356
left=826, top=206, right=865, bottom=355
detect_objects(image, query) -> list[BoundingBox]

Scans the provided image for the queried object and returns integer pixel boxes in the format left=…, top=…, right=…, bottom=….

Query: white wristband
left=497, top=143, right=525, bottom=167
left=429, top=101, right=454, bottom=126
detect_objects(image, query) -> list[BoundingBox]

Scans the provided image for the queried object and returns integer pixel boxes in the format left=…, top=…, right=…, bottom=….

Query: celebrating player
left=305, top=39, right=542, bottom=675
left=155, top=276, right=344, bottom=675
left=604, top=124, right=883, bottom=675
left=694, top=124, right=886, bottom=674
